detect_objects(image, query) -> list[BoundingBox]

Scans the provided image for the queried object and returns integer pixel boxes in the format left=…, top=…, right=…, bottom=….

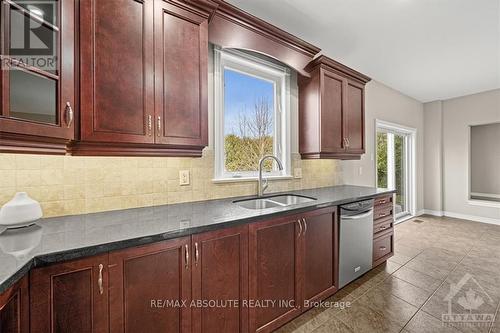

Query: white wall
left=342, top=80, right=425, bottom=213
left=423, top=101, right=443, bottom=213
left=440, top=89, right=500, bottom=222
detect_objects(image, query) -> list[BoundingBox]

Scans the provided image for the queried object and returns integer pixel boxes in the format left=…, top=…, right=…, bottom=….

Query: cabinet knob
left=65, top=102, right=74, bottom=128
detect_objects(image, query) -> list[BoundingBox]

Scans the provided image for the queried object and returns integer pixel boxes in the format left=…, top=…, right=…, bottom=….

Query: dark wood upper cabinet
left=71, top=0, right=213, bottom=156
left=191, top=225, right=248, bottom=333
left=249, top=216, right=302, bottom=333
left=0, top=276, right=29, bottom=333
left=108, top=237, right=192, bottom=333
left=299, top=55, right=370, bottom=160
left=0, top=0, right=75, bottom=154
left=78, top=0, right=155, bottom=145
left=30, top=254, right=109, bottom=333
left=302, top=207, right=338, bottom=308
left=154, top=0, right=209, bottom=150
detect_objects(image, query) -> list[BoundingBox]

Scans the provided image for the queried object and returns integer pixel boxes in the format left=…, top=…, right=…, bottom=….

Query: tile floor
left=276, top=215, right=500, bottom=333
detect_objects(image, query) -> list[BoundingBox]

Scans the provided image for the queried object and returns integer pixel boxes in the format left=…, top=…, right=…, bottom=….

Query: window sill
left=212, top=175, right=295, bottom=184
left=467, top=199, right=500, bottom=208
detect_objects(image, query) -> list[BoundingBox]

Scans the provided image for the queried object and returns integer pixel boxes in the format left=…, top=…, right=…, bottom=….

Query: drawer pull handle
left=302, top=218, right=307, bottom=235
left=194, top=242, right=199, bottom=266
left=147, top=115, right=152, bottom=136
left=379, top=226, right=388, bottom=230
left=379, top=200, right=387, bottom=204
left=98, top=264, right=104, bottom=295
left=380, top=246, right=387, bottom=251
left=378, top=213, right=388, bottom=218
left=297, top=219, right=303, bottom=238
left=185, top=244, right=189, bottom=270
left=157, top=116, right=162, bottom=136
left=65, top=102, right=74, bottom=128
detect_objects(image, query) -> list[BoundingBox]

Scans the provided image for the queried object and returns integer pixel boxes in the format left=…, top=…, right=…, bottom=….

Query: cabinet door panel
left=345, top=80, right=365, bottom=153
left=303, top=208, right=338, bottom=307
left=109, top=237, right=191, bottom=333
left=30, top=254, right=109, bottom=333
left=192, top=226, right=248, bottom=333
left=154, top=0, right=208, bottom=147
left=249, top=217, right=302, bottom=333
left=0, top=0, right=75, bottom=142
left=0, top=276, right=29, bottom=333
left=320, top=70, right=345, bottom=153
left=80, top=0, right=154, bottom=143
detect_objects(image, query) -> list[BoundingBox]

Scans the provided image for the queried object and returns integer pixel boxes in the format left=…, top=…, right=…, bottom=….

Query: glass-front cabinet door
left=0, top=0, right=74, bottom=148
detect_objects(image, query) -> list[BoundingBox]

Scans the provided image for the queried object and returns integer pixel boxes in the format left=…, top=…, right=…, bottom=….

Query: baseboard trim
left=420, top=209, right=500, bottom=225
left=422, top=209, right=444, bottom=217
left=443, top=211, right=500, bottom=226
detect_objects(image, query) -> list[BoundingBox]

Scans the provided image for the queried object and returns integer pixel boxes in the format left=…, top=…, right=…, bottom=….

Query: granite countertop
left=0, top=185, right=394, bottom=293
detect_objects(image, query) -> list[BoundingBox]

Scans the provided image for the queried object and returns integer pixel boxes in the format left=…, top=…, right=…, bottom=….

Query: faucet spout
left=258, top=155, right=284, bottom=197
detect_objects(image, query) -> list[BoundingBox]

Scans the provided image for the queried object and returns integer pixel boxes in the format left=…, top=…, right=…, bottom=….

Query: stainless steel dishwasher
left=339, top=199, right=374, bottom=288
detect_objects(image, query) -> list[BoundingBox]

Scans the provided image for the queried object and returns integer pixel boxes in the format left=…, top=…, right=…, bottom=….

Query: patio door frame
left=375, top=119, right=417, bottom=221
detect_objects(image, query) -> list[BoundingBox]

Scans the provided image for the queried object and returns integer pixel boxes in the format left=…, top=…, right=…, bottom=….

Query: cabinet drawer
left=374, top=195, right=393, bottom=207
left=374, top=203, right=393, bottom=221
left=373, top=230, right=394, bottom=263
left=373, top=218, right=393, bottom=236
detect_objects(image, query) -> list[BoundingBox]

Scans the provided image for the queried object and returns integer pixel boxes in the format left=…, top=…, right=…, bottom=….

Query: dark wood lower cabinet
left=0, top=276, right=29, bottom=333
left=108, top=237, right=191, bottom=333
left=192, top=225, right=248, bottom=333
left=302, top=207, right=338, bottom=308
left=17, top=204, right=395, bottom=333
left=249, top=216, right=302, bottom=333
left=30, top=254, right=109, bottom=333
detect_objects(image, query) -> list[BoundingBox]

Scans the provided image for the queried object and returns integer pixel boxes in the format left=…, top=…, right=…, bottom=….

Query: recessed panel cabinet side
left=154, top=0, right=209, bottom=149
left=302, top=207, right=338, bottom=308
left=345, top=79, right=365, bottom=154
left=108, top=237, right=192, bottom=333
left=30, top=254, right=109, bottom=333
left=79, top=0, right=154, bottom=144
left=191, top=225, right=249, bottom=333
left=249, top=216, right=302, bottom=333
left=0, top=276, right=29, bottom=333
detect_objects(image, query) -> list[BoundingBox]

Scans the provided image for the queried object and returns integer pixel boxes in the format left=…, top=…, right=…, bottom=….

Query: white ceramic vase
left=0, top=192, right=43, bottom=231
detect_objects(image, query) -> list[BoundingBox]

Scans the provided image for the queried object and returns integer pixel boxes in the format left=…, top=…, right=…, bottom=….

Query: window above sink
left=213, top=47, right=292, bottom=181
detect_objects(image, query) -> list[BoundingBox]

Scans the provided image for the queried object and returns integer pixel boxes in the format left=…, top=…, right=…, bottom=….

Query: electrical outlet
left=179, top=170, right=190, bottom=186
left=294, top=168, right=302, bottom=179
left=358, top=166, right=363, bottom=175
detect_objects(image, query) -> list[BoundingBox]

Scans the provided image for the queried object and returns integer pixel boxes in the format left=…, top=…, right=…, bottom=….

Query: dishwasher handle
left=341, top=209, right=373, bottom=220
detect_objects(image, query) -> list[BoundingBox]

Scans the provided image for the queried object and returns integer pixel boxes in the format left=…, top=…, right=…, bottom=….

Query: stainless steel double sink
left=234, top=194, right=317, bottom=210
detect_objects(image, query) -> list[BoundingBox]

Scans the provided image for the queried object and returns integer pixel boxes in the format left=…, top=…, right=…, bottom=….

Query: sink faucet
left=258, top=155, right=284, bottom=197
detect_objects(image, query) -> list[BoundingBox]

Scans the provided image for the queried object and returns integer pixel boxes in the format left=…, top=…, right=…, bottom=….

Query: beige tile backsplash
left=0, top=151, right=343, bottom=218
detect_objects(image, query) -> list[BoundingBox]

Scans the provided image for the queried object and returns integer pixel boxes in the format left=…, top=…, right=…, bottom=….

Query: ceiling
left=226, top=0, right=500, bottom=102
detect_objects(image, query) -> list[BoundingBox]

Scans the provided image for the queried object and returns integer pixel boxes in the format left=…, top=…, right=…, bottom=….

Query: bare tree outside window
left=225, top=97, right=274, bottom=172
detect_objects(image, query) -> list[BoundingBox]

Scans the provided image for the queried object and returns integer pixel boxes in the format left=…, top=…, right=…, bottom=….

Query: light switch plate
left=294, top=168, right=302, bottom=179
left=179, top=170, right=190, bottom=186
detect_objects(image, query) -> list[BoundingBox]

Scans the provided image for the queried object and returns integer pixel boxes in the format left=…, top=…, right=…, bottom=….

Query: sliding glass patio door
left=376, top=121, right=415, bottom=220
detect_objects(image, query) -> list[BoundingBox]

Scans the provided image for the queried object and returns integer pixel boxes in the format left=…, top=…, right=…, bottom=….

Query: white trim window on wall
left=213, top=46, right=292, bottom=181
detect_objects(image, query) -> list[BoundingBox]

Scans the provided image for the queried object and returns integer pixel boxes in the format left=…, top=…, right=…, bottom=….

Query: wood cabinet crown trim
left=304, top=55, right=371, bottom=84
left=211, top=0, right=321, bottom=57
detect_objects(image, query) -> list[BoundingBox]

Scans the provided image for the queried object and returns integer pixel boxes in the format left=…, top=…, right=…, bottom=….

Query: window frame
left=213, top=46, right=291, bottom=181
